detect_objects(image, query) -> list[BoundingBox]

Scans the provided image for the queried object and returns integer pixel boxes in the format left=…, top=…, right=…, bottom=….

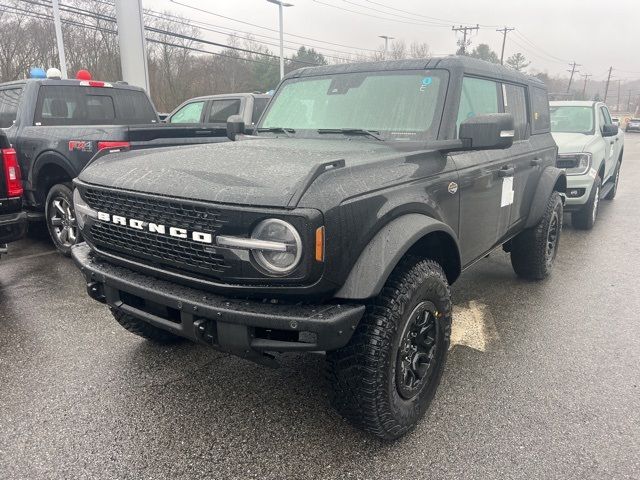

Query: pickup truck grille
left=83, top=188, right=232, bottom=278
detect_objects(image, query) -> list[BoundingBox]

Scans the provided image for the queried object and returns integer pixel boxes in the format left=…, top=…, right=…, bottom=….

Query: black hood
left=78, top=138, right=400, bottom=207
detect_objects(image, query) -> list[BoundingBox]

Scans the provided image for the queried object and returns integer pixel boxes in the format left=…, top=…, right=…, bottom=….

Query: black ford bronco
left=72, top=57, right=566, bottom=439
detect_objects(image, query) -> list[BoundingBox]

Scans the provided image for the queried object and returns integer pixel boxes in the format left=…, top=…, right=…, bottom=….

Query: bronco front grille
left=83, top=188, right=232, bottom=278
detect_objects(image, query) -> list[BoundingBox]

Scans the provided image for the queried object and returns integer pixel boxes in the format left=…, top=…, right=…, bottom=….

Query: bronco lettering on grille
left=96, top=211, right=213, bottom=244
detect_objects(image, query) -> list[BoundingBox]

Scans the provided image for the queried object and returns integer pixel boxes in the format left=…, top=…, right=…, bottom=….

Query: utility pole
left=496, top=26, right=514, bottom=65
left=616, top=79, right=622, bottom=112
left=627, top=91, right=633, bottom=113
left=566, top=61, right=581, bottom=93
left=267, top=0, right=294, bottom=80
left=379, top=35, right=394, bottom=60
left=604, top=67, right=613, bottom=103
left=452, top=25, right=479, bottom=55
left=51, top=0, right=68, bottom=78
left=581, top=74, right=592, bottom=98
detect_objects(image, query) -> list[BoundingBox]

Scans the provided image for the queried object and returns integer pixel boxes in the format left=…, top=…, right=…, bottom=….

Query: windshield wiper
left=317, top=128, right=384, bottom=141
left=256, top=127, right=295, bottom=137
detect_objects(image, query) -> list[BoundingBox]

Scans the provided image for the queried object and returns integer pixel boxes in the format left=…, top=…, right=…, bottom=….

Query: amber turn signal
left=315, top=226, right=325, bottom=262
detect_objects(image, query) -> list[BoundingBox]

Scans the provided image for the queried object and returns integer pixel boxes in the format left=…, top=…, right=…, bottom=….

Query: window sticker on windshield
left=420, top=77, right=433, bottom=92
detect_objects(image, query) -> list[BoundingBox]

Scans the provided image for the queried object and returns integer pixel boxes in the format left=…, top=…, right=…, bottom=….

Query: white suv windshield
left=260, top=70, right=448, bottom=140
left=550, top=106, right=594, bottom=134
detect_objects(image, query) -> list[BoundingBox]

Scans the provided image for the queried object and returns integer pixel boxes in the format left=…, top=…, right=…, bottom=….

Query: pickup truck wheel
left=45, top=183, right=82, bottom=256
left=110, top=308, right=183, bottom=344
left=604, top=162, right=621, bottom=200
left=326, top=257, right=451, bottom=440
left=510, top=191, right=563, bottom=280
left=572, top=176, right=601, bottom=230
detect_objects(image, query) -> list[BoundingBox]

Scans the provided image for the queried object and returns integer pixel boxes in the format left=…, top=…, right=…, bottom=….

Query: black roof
left=286, top=55, right=545, bottom=88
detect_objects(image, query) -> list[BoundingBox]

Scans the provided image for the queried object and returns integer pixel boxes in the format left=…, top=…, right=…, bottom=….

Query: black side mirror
left=226, top=115, right=245, bottom=141
left=459, top=113, right=515, bottom=150
left=602, top=124, right=618, bottom=137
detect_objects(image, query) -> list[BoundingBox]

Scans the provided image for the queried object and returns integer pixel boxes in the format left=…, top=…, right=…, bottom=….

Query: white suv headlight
left=556, top=153, right=592, bottom=176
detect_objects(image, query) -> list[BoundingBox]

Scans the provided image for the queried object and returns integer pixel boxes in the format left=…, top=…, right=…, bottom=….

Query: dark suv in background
left=72, top=57, right=565, bottom=439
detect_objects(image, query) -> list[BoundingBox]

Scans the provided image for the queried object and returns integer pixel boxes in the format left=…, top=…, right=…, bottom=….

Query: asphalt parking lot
left=1, top=137, right=639, bottom=480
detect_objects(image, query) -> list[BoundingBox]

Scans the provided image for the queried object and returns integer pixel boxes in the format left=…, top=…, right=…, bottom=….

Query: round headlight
left=251, top=219, right=302, bottom=275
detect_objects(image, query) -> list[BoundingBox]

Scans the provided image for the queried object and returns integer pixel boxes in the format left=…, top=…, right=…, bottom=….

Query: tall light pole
left=267, top=0, right=293, bottom=80
left=51, top=0, right=68, bottom=78
left=379, top=35, right=394, bottom=60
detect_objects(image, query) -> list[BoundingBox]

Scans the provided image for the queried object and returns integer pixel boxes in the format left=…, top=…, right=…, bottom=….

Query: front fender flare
left=335, top=214, right=460, bottom=300
left=525, top=166, right=566, bottom=229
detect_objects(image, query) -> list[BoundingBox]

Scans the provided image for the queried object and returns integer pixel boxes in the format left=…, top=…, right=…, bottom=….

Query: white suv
left=550, top=101, right=624, bottom=229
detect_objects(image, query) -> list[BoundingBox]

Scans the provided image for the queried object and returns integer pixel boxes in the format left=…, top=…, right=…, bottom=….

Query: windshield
left=259, top=70, right=448, bottom=141
left=550, top=106, right=594, bottom=134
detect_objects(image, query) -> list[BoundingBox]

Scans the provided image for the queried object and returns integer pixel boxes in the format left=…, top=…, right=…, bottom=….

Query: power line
left=311, top=0, right=452, bottom=28
left=512, top=30, right=569, bottom=64
left=0, top=4, right=283, bottom=67
left=362, top=0, right=498, bottom=27
left=342, top=0, right=451, bottom=27
left=169, top=0, right=379, bottom=53
left=6, top=1, right=325, bottom=67
left=16, top=0, right=325, bottom=66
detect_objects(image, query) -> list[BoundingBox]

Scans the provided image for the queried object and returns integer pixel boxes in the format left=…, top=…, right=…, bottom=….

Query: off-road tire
left=572, top=176, right=601, bottom=230
left=604, top=161, right=621, bottom=200
left=111, top=308, right=183, bottom=344
left=45, top=183, right=82, bottom=256
left=510, top=191, right=563, bottom=280
left=326, top=257, right=452, bottom=440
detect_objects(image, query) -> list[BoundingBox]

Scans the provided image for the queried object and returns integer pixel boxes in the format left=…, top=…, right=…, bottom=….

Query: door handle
left=530, top=158, right=542, bottom=167
left=498, top=167, right=515, bottom=177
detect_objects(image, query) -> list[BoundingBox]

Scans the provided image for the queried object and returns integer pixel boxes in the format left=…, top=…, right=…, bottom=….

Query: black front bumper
left=72, top=243, right=365, bottom=365
left=0, top=210, right=28, bottom=245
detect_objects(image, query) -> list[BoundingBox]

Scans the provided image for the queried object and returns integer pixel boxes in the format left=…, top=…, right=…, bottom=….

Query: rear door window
left=34, top=85, right=157, bottom=126
left=456, top=77, right=500, bottom=136
left=208, top=99, right=241, bottom=123
left=530, top=87, right=550, bottom=133
left=503, top=84, right=529, bottom=140
left=170, top=101, right=204, bottom=123
left=0, top=88, right=23, bottom=128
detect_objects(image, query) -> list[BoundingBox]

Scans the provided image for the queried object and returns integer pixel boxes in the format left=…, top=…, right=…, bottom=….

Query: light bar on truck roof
left=79, top=80, right=113, bottom=88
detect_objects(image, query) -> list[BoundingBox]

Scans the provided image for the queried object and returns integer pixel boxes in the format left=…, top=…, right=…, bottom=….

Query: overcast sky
left=145, top=0, right=640, bottom=82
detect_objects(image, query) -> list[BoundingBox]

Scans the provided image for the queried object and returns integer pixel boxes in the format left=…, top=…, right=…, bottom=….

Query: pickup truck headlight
left=556, top=153, right=592, bottom=176
left=216, top=218, right=303, bottom=275
left=72, top=188, right=97, bottom=229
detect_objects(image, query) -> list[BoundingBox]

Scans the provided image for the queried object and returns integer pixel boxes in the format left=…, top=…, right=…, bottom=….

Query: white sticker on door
left=501, top=177, right=514, bottom=207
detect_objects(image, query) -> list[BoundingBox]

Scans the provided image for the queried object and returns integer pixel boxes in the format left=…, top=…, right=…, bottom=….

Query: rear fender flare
left=335, top=214, right=461, bottom=300
left=525, top=166, right=566, bottom=228
left=31, top=151, right=76, bottom=187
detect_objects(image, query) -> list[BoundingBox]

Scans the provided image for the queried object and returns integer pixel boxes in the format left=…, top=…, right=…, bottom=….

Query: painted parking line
left=450, top=300, right=501, bottom=352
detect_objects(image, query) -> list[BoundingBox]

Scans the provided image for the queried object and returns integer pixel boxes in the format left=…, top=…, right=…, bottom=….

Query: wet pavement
left=1, top=136, right=639, bottom=479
